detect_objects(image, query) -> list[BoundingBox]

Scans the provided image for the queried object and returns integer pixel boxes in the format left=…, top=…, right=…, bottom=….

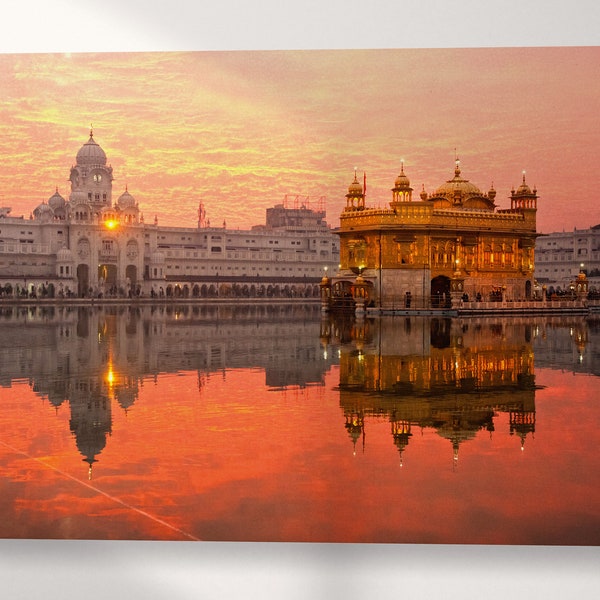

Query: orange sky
left=0, top=46, right=599, bottom=232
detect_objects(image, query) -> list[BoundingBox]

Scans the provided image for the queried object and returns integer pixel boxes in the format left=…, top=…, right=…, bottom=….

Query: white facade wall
left=535, top=226, right=600, bottom=289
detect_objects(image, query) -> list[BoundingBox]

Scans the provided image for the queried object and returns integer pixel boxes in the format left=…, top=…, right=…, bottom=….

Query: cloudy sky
left=0, top=45, right=598, bottom=233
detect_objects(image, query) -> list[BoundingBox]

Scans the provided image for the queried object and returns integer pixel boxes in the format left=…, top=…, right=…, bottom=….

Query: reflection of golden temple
left=345, top=412, right=365, bottom=456
left=391, top=417, right=412, bottom=466
left=510, top=409, right=536, bottom=451
left=330, top=316, right=539, bottom=464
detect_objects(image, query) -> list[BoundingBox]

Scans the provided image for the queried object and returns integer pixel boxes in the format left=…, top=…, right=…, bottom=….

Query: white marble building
left=0, top=131, right=339, bottom=299
left=535, top=226, right=600, bottom=291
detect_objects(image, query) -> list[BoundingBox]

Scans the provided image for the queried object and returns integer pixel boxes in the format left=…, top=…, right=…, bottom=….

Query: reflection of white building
left=0, top=131, right=339, bottom=298
left=535, top=226, right=600, bottom=290
left=0, top=303, right=336, bottom=473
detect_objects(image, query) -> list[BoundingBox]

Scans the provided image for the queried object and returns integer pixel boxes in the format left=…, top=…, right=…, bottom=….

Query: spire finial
left=89, top=123, right=94, bottom=138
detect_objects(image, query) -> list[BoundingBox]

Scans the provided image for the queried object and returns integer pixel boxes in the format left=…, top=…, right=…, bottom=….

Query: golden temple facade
left=328, top=160, right=539, bottom=309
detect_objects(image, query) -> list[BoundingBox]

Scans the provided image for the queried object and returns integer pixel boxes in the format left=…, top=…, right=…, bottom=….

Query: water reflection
left=0, top=303, right=331, bottom=476
left=320, top=314, right=598, bottom=464
left=1, top=305, right=598, bottom=543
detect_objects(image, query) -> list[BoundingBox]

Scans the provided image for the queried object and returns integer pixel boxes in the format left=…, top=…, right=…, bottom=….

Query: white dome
left=118, top=188, right=136, bottom=208
left=76, top=132, right=107, bottom=166
left=33, top=202, right=53, bottom=221
left=48, top=189, right=66, bottom=210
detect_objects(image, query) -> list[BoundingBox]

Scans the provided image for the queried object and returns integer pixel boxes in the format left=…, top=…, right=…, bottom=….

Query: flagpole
left=363, top=171, right=367, bottom=200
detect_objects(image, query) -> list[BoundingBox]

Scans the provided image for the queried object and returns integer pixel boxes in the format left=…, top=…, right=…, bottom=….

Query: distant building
left=328, top=160, right=539, bottom=309
left=0, top=131, right=339, bottom=298
left=535, top=225, right=600, bottom=292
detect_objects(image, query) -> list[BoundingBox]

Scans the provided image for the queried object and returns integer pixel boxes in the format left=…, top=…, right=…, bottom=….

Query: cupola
left=510, top=171, right=538, bottom=211
left=48, top=188, right=66, bottom=210
left=117, top=186, right=136, bottom=209
left=391, top=161, right=413, bottom=206
left=76, top=128, right=107, bottom=166
left=345, top=169, right=365, bottom=212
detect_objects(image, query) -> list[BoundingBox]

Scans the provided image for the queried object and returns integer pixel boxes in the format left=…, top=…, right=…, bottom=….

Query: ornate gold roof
left=394, top=163, right=411, bottom=189
left=433, top=160, right=482, bottom=200
left=347, top=173, right=363, bottom=196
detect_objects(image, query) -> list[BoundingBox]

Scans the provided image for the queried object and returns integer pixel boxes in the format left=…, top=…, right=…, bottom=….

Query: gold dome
left=433, top=160, right=482, bottom=199
left=347, top=173, right=363, bottom=195
left=516, top=172, right=533, bottom=195
left=394, top=163, right=411, bottom=189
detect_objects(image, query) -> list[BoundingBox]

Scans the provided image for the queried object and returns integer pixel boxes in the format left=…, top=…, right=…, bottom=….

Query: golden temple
left=326, top=160, right=543, bottom=311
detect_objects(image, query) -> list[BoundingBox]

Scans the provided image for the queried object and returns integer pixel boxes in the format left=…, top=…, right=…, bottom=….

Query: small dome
left=76, top=130, right=107, bottom=166
left=48, top=188, right=65, bottom=209
left=347, top=173, right=363, bottom=195
left=118, top=187, right=136, bottom=208
left=394, top=164, right=411, bottom=189
left=516, top=172, right=532, bottom=195
left=33, top=202, right=53, bottom=221
left=434, top=161, right=482, bottom=199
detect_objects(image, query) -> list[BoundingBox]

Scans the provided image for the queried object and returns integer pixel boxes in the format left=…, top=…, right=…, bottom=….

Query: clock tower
left=68, top=128, right=114, bottom=218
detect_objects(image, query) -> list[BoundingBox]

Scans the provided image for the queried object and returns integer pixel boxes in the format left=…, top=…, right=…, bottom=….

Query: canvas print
left=0, top=47, right=599, bottom=544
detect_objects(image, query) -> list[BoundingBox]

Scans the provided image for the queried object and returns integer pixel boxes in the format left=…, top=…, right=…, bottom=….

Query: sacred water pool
left=0, top=303, right=598, bottom=544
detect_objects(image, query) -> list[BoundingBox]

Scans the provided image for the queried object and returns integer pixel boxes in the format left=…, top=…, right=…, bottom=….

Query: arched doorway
left=525, top=280, right=532, bottom=300
left=77, top=264, right=89, bottom=297
left=431, top=275, right=451, bottom=308
left=125, top=265, right=137, bottom=288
